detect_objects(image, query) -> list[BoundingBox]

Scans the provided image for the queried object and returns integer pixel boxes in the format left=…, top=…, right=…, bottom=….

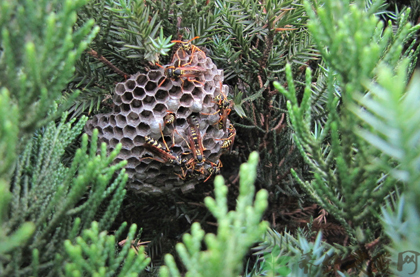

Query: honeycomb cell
left=146, top=162, right=161, bottom=173
left=164, top=181, right=174, bottom=190
left=114, top=126, right=123, bottom=139
left=125, top=80, right=136, bottom=90
left=131, top=146, right=142, bottom=157
left=99, top=116, right=109, bottom=126
left=122, top=91, right=134, bottom=103
left=148, top=70, right=162, bottom=81
left=130, top=99, right=142, bottom=113
left=109, top=115, right=116, bottom=126
left=144, top=168, right=159, bottom=179
left=115, top=83, right=125, bottom=95
left=203, top=149, right=211, bottom=157
left=145, top=81, right=157, bottom=92
left=222, top=85, right=230, bottom=96
left=133, top=135, right=144, bottom=146
left=204, top=125, right=218, bottom=137
left=110, top=138, right=119, bottom=148
left=205, top=57, right=213, bottom=68
left=195, top=52, right=206, bottom=63
left=168, top=86, right=182, bottom=98
left=115, top=114, right=127, bottom=127
left=214, top=73, right=223, bottom=84
left=123, top=125, right=137, bottom=139
left=182, top=80, right=195, bottom=93
left=121, top=103, right=131, bottom=115
left=127, top=112, right=140, bottom=125
left=127, top=157, right=139, bottom=168
left=203, top=137, right=216, bottom=149
left=143, top=96, right=155, bottom=110
left=118, top=148, right=131, bottom=156
left=140, top=110, right=153, bottom=121
left=135, top=163, right=147, bottom=173
left=217, top=69, right=224, bottom=78
left=126, top=168, right=136, bottom=176
left=204, top=71, right=214, bottom=81
left=114, top=95, right=122, bottom=105
left=133, top=87, right=146, bottom=99
left=175, top=118, right=187, bottom=129
left=103, top=125, right=114, bottom=136
left=136, top=74, right=147, bottom=85
left=167, top=98, right=180, bottom=112
left=180, top=94, right=193, bottom=107
left=204, top=81, right=215, bottom=94
left=153, top=103, right=166, bottom=116
left=137, top=122, right=150, bottom=135
left=191, top=87, right=203, bottom=99
left=155, top=90, right=169, bottom=102
left=171, top=145, right=183, bottom=154
left=177, top=106, right=189, bottom=117
left=120, top=138, right=133, bottom=149
left=181, top=183, right=196, bottom=193
left=203, top=95, right=214, bottom=107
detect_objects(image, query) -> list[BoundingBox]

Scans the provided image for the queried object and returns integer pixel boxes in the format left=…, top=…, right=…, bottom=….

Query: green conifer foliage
left=0, top=0, right=98, bottom=135
left=1, top=113, right=128, bottom=276
left=1, top=0, right=419, bottom=276
left=0, top=91, right=35, bottom=269
left=355, top=62, right=420, bottom=275
left=274, top=0, right=419, bottom=239
left=210, top=0, right=319, bottom=192
left=63, top=221, right=150, bottom=277
left=0, top=89, right=19, bottom=180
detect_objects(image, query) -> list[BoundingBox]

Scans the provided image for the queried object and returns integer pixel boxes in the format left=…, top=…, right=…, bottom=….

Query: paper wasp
left=187, top=115, right=205, bottom=163
left=163, top=112, right=175, bottom=127
left=157, top=64, right=206, bottom=89
left=216, top=123, right=236, bottom=150
left=202, top=82, right=232, bottom=131
left=142, top=136, right=182, bottom=165
left=216, top=84, right=232, bottom=131
left=171, top=36, right=206, bottom=65
left=177, top=158, right=221, bottom=182
left=203, top=159, right=222, bottom=183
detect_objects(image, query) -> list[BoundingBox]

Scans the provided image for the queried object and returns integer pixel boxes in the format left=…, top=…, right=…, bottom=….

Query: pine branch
left=0, top=0, right=99, bottom=136
left=63, top=222, right=150, bottom=277
left=2, top=112, right=129, bottom=276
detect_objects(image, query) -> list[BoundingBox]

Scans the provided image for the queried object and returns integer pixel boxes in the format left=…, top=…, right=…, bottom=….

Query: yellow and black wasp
left=216, top=123, right=236, bottom=151
left=187, top=115, right=205, bottom=164
left=156, top=64, right=207, bottom=89
left=171, top=36, right=206, bottom=64
left=142, top=136, right=182, bottom=166
left=202, top=82, right=232, bottom=131
left=203, top=159, right=222, bottom=182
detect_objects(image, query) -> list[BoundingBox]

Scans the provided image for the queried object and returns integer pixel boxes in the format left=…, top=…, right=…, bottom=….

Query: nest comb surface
left=85, top=53, right=230, bottom=195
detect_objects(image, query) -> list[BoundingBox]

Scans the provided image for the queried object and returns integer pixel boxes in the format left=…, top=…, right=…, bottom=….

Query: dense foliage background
left=0, top=0, right=419, bottom=276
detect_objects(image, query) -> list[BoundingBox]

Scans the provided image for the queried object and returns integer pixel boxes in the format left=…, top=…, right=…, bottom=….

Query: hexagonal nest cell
left=85, top=52, right=235, bottom=195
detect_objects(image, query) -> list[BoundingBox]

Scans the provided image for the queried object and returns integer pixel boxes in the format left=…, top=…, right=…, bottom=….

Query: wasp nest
left=85, top=51, right=234, bottom=195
